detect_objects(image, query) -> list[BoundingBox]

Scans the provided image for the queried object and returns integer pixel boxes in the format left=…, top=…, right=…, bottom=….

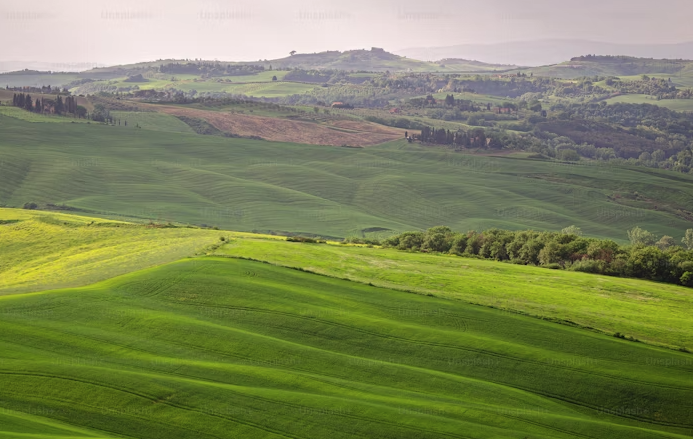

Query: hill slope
left=216, top=237, right=693, bottom=350
left=71, top=49, right=515, bottom=75
left=1, top=115, right=693, bottom=240
left=0, top=208, right=246, bottom=295
left=524, top=56, right=693, bottom=79
left=0, top=257, right=691, bottom=438
left=258, top=49, right=515, bottom=72
left=396, top=39, right=693, bottom=67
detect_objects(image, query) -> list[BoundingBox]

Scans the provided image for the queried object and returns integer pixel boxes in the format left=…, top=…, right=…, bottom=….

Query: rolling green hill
left=215, top=237, right=693, bottom=350
left=0, top=70, right=124, bottom=88
left=523, top=56, right=693, bottom=80
left=605, top=94, right=693, bottom=111
left=0, top=208, right=270, bottom=295
left=1, top=256, right=691, bottom=438
left=259, top=49, right=513, bottom=72
left=1, top=114, right=692, bottom=241
left=4, top=209, right=691, bottom=350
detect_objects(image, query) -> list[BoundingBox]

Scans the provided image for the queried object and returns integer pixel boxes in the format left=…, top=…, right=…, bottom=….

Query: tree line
left=381, top=226, right=693, bottom=287
left=158, top=62, right=265, bottom=77
left=11, top=93, right=85, bottom=117
left=417, top=126, right=502, bottom=148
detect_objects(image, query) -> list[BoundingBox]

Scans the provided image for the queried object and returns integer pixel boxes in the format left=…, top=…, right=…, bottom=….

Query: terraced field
left=1, top=257, right=691, bottom=438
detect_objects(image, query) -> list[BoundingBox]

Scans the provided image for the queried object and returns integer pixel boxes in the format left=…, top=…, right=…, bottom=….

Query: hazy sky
left=2, top=0, right=692, bottom=66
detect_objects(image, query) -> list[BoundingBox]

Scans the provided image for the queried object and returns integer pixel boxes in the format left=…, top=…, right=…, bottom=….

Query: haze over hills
left=238, top=48, right=518, bottom=72
left=1, top=48, right=517, bottom=76
left=396, top=39, right=693, bottom=67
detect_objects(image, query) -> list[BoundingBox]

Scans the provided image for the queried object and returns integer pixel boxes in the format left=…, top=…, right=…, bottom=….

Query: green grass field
left=218, top=71, right=289, bottom=82
left=605, top=94, right=693, bottom=111
left=215, top=238, right=693, bottom=350
left=0, top=106, right=88, bottom=123
left=429, top=91, right=510, bottom=106
left=109, top=111, right=196, bottom=133
left=0, top=208, right=239, bottom=295
left=1, top=114, right=692, bottom=241
left=1, top=256, right=691, bottom=438
left=616, top=73, right=693, bottom=88
left=170, top=81, right=319, bottom=97
left=0, top=73, right=82, bottom=88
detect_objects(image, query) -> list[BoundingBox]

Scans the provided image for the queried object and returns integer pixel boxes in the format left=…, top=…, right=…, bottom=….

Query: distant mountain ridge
left=4, top=49, right=517, bottom=76
left=396, top=40, right=693, bottom=67
left=235, top=48, right=517, bottom=72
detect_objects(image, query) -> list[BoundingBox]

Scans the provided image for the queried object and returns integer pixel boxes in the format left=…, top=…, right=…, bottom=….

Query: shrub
left=680, top=271, right=693, bottom=286
left=342, top=237, right=381, bottom=246
left=449, top=235, right=468, bottom=255
left=397, top=232, right=424, bottom=251
left=23, top=202, right=38, bottom=210
left=568, top=259, right=606, bottom=274
left=542, top=263, right=562, bottom=270
left=287, top=236, right=325, bottom=243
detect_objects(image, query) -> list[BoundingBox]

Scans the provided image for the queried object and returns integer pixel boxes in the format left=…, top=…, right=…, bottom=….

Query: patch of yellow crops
left=0, top=208, right=283, bottom=295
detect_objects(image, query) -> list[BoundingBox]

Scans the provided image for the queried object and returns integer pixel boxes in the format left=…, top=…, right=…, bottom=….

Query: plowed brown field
left=148, top=104, right=406, bottom=146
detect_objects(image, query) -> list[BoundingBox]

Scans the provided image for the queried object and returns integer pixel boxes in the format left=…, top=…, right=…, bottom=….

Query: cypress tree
left=24, top=94, right=33, bottom=112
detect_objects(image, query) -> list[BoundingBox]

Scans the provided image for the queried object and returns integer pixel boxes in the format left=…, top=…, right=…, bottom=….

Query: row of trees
left=419, top=126, right=502, bottom=148
left=10, top=93, right=129, bottom=125
left=11, top=93, right=84, bottom=117
left=383, top=226, right=693, bottom=287
left=158, top=62, right=265, bottom=76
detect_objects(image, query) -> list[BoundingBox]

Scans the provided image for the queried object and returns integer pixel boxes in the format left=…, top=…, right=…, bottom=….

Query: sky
left=1, top=0, right=692, bottom=67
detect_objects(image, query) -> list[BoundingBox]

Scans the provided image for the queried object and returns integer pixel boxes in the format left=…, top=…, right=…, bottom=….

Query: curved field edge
left=213, top=238, right=693, bottom=351
left=0, top=257, right=691, bottom=438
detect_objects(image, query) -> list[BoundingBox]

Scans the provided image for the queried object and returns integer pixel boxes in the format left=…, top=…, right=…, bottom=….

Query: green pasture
left=605, top=94, right=693, bottom=111
left=1, top=115, right=692, bottom=241
left=0, top=106, right=88, bottom=123
left=109, top=111, right=196, bottom=133
left=216, top=238, right=693, bottom=350
left=0, top=257, right=690, bottom=438
left=0, top=209, right=228, bottom=295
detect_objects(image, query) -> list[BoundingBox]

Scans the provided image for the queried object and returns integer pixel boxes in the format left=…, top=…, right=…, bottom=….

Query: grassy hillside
left=215, top=238, right=693, bottom=350
left=0, top=256, right=691, bottom=438
left=4, top=210, right=691, bottom=349
left=169, top=81, right=319, bottom=97
left=1, top=115, right=692, bottom=241
left=109, top=111, right=196, bottom=133
left=0, top=70, right=123, bottom=88
left=84, top=50, right=513, bottom=73
left=0, top=106, right=90, bottom=123
left=523, top=56, right=693, bottom=80
left=0, top=208, right=247, bottom=295
left=605, top=94, right=693, bottom=111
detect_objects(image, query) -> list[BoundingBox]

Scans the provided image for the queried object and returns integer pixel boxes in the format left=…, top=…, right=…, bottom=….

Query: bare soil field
left=147, top=104, right=406, bottom=146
